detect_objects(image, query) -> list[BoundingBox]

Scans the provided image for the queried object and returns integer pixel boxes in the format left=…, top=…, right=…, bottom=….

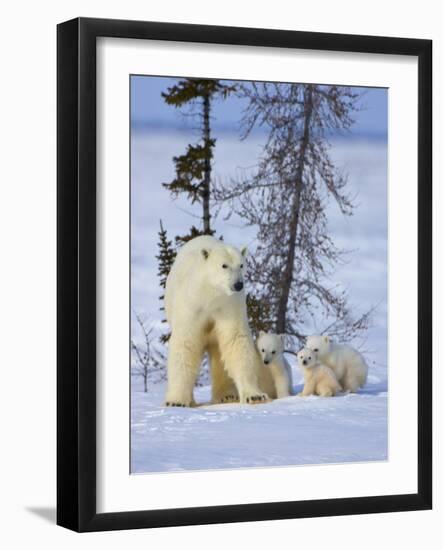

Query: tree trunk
left=202, top=93, right=211, bottom=234
left=275, top=85, right=314, bottom=334
left=143, top=367, right=148, bottom=393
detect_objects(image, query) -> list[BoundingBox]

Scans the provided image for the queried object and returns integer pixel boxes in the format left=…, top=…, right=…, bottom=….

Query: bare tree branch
left=214, top=82, right=373, bottom=351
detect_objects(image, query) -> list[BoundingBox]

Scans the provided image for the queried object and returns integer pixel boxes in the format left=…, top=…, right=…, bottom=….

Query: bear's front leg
left=165, top=334, right=202, bottom=407
left=208, top=342, right=239, bottom=404
left=219, top=333, right=268, bottom=405
left=297, top=379, right=316, bottom=397
left=226, top=362, right=268, bottom=404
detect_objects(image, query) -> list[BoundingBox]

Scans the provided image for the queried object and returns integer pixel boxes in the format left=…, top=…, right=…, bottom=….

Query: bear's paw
left=165, top=400, right=193, bottom=408
left=220, top=393, right=239, bottom=404
left=244, top=392, right=269, bottom=404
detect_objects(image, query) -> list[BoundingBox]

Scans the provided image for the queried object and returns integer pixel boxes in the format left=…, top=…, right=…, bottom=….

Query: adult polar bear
left=164, top=235, right=272, bottom=407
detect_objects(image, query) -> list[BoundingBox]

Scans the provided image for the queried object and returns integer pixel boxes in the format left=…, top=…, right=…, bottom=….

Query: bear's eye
left=222, top=264, right=228, bottom=269
left=272, top=350, right=276, bottom=354
left=261, top=349, right=265, bottom=353
left=240, top=264, right=243, bottom=269
left=308, top=356, right=311, bottom=360
left=314, top=348, right=318, bottom=352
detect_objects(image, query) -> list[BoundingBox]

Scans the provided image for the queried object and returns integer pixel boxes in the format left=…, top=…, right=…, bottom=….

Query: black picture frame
left=57, top=17, right=432, bottom=532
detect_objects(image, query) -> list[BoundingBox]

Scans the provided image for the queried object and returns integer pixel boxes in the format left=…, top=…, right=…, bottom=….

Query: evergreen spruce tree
left=156, top=220, right=176, bottom=343
left=162, top=78, right=235, bottom=241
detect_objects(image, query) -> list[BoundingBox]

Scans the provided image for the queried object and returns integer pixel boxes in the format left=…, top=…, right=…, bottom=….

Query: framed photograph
left=57, top=17, right=432, bottom=532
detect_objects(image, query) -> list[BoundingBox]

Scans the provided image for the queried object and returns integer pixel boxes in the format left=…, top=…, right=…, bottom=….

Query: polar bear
left=306, top=335, right=368, bottom=393
left=297, top=348, right=342, bottom=397
left=164, top=235, right=269, bottom=407
left=256, top=332, right=293, bottom=398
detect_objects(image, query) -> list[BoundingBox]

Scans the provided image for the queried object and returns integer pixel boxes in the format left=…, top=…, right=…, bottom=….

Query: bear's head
left=297, top=347, right=319, bottom=369
left=306, top=335, right=331, bottom=357
left=200, top=244, right=247, bottom=297
left=256, top=331, right=284, bottom=365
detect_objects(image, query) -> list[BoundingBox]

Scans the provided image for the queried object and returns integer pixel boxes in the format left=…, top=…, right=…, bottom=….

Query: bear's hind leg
left=165, top=334, right=202, bottom=407
left=341, top=370, right=361, bottom=393
left=209, top=343, right=239, bottom=404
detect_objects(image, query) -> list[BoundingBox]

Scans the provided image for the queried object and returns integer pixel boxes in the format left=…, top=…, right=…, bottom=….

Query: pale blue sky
left=131, top=75, right=387, bottom=138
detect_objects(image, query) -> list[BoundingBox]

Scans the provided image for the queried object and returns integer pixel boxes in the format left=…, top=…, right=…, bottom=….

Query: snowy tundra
left=131, top=363, right=387, bottom=473
left=130, top=132, right=388, bottom=473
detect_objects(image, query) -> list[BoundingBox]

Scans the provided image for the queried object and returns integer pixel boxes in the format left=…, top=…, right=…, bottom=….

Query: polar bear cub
left=297, top=348, right=342, bottom=397
left=306, top=335, right=368, bottom=393
left=256, top=332, right=293, bottom=398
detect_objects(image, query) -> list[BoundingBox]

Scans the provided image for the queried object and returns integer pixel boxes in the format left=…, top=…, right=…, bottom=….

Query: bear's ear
left=201, top=248, right=210, bottom=260
left=324, top=335, right=330, bottom=343
left=240, top=245, right=248, bottom=258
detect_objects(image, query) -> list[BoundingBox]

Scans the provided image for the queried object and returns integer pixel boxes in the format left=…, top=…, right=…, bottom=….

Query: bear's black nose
left=303, top=359, right=307, bottom=366
left=234, top=281, right=244, bottom=292
left=264, top=360, right=269, bottom=365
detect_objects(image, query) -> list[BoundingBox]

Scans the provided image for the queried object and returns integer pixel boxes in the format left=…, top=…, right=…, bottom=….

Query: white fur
left=297, top=348, right=342, bottom=397
left=306, top=335, right=368, bottom=393
left=164, top=236, right=268, bottom=406
left=256, top=332, right=293, bottom=398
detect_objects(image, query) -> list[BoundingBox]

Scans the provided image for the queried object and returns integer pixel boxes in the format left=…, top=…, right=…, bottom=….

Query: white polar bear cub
left=164, top=235, right=268, bottom=407
left=256, top=332, right=293, bottom=398
left=306, top=335, right=368, bottom=393
left=297, top=348, right=342, bottom=397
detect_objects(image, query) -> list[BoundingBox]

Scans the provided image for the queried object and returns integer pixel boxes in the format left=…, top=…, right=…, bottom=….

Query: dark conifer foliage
left=162, top=79, right=235, bottom=238
left=156, top=220, right=176, bottom=305
left=156, top=220, right=176, bottom=343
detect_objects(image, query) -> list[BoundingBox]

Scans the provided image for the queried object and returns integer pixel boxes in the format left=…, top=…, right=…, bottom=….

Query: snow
left=130, top=98, right=388, bottom=474
left=131, top=130, right=388, bottom=370
left=131, top=362, right=387, bottom=473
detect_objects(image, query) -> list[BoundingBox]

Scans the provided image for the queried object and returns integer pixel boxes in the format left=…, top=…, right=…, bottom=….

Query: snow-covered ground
left=130, top=113, right=388, bottom=474
left=131, top=362, right=387, bottom=473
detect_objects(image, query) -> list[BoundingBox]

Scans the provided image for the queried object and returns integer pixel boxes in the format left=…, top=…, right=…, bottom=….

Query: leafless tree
left=131, top=313, right=166, bottom=392
left=214, top=82, right=372, bottom=350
